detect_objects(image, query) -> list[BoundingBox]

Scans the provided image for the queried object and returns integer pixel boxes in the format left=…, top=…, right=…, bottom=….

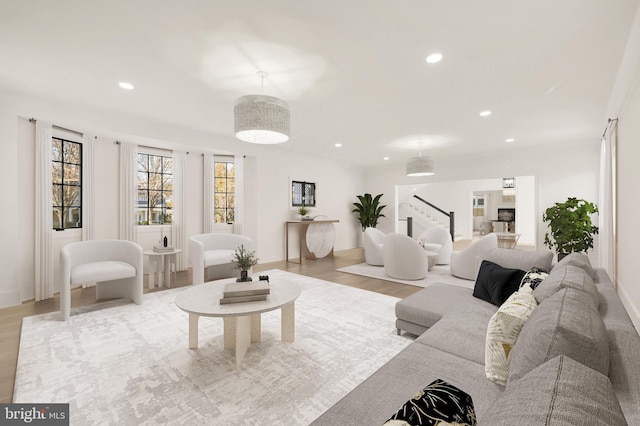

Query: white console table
left=285, top=219, right=339, bottom=263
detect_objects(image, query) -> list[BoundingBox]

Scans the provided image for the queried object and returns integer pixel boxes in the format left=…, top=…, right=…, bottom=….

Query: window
left=137, top=153, right=173, bottom=225
left=52, top=137, right=82, bottom=230
left=473, top=195, right=485, bottom=217
left=214, top=160, right=235, bottom=223
left=291, top=181, right=316, bottom=207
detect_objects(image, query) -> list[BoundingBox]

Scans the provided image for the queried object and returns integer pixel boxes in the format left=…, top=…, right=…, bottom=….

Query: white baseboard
left=617, top=280, right=640, bottom=332
left=0, top=288, right=21, bottom=309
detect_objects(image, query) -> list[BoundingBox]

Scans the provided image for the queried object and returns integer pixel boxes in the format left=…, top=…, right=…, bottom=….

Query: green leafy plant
left=297, top=205, right=311, bottom=217
left=352, top=193, right=387, bottom=231
left=231, top=244, right=259, bottom=271
left=543, top=197, right=599, bottom=255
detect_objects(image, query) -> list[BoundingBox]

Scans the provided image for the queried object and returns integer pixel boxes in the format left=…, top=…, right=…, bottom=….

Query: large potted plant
left=543, top=197, right=599, bottom=260
left=231, top=244, right=259, bottom=282
left=352, top=193, right=387, bottom=231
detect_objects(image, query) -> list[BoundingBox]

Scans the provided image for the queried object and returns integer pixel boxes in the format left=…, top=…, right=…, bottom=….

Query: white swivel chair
left=383, top=233, right=428, bottom=280
left=60, top=239, right=143, bottom=321
left=449, top=233, right=498, bottom=280
left=363, top=227, right=385, bottom=266
left=418, top=227, right=453, bottom=265
left=189, top=234, right=252, bottom=285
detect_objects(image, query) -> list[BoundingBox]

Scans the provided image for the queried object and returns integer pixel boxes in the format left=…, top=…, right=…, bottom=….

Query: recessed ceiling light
left=334, top=143, right=342, bottom=148
left=426, top=53, right=443, bottom=64
left=383, top=157, right=389, bottom=160
left=479, top=110, right=492, bottom=117
left=505, top=138, right=515, bottom=143
left=118, top=82, right=134, bottom=90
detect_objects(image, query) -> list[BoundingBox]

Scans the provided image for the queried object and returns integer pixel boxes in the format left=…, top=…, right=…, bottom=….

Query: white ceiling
left=1, top=0, right=638, bottom=167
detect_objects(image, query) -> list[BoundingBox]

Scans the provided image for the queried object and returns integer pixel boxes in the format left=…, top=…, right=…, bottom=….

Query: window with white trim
left=136, top=152, right=173, bottom=225
left=52, top=137, right=82, bottom=230
left=214, top=159, right=235, bottom=224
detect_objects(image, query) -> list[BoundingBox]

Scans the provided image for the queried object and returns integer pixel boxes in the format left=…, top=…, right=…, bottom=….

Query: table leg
left=148, top=258, right=157, bottom=289
left=188, top=313, right=199, bottom=349
left=223, top=317, right=236, bottom=349
left=235, top=315, right=252, bottom=367
left=251, top=314, right=261, bottom=343
left=281, top=301, right=295, bottom=342
left=163, top=254, right=171, bottom=287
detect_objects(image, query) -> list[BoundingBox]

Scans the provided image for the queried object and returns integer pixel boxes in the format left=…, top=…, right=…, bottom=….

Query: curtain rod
left=601, top=118, right=618, bottom=139
left=29, top=117, right=83, bottom=136
left=114, top=141, right=190, bottom=154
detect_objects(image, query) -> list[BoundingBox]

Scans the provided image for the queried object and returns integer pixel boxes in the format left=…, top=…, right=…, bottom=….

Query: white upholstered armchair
left=60, top=239, right=143, bottom=321
left=189, top=233, right=252, bottom=285
left=418, top=227, right=453, bottom=265
left=449, top=233, right=498, bottom=280
left=383, top=233, right=428, bottom=280
left=363, top=227, right=385, bottom=266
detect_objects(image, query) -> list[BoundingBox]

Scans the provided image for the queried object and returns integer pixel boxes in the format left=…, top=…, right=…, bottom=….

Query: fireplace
left=497, top=208, right=515, bottom=222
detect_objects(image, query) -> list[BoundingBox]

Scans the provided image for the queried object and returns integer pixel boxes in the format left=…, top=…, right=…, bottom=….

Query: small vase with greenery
left=297, top=205, right=312, bottom=221
left=352, top=193, right=387, bottom=231
left=231, top=244, right=259, bottom=282
left=543, top=197, right=599, bottom=260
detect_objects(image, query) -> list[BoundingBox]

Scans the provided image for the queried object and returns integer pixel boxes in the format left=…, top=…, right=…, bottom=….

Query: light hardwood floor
left=0, top=247, right=428, bottom=403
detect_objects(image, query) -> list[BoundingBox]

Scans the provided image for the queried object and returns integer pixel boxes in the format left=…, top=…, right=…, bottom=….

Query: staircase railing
left=411, top=195, right=455, bottom=242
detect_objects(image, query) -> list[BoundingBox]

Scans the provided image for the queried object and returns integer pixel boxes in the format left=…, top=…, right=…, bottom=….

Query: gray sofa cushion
left=508, top=288, right=609, bottom=384
left=607, top=328, right=640, bottom=423
left=310, top=343, right=504, bottom=426
left=481, top=248, right=553, bottom=273
left=416, top=308, right=496, bottom=365
left=533, top=264, right=599, bottom=309
left=480, top=355, right=627, bottom=426
left=554, top=252, right=598, bottom=281
left=395, top=284, right=496, bottom=331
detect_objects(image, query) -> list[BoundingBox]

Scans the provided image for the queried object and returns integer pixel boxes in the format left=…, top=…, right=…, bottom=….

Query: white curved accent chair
left=363, top=227, right=385, bottom=266
left=418, top=227, right=453, bottom=265
left=383, top=233, right=428, bottom=280
left=60, top=239, right=143, bottom=321
left=189, top=233, right=252, bottom=285
left=449, top=233, right=498, bottom=280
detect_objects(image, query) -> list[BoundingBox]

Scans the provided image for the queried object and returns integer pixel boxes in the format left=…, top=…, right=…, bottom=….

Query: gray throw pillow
left=481, top=355, right=627, bottom=426
left=554, top=252, right=598, bottom=281
left=508, top=288, right=609, bottom=384
left=533, top=264, right=599, bottom=309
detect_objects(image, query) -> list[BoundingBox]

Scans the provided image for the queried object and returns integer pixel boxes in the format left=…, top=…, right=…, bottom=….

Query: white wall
left=0, top=91, right=364, bottom=307
left=366, top=141, right=601, bottom=255
left=617, top=80, right=640, bottom=330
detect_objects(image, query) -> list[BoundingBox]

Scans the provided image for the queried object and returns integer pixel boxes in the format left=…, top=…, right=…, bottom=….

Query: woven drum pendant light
left=406, top=155, right=435, bottom=176
left=234, top=71, right=290, bottom=144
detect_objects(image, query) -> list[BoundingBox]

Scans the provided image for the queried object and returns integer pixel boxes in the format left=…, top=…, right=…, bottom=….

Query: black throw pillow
left=384, top=379, right=476, bottom=426
left=473, top=260, right=526, bottom=306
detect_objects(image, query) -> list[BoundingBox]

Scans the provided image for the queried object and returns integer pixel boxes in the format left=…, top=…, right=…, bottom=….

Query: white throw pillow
left=485, top=288, right=538, bottom=385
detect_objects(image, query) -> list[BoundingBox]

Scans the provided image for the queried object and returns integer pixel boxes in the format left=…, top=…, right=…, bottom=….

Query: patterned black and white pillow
left=384, top=379, right=476, bottom=426
left=519, top=267, right=549, bottom=292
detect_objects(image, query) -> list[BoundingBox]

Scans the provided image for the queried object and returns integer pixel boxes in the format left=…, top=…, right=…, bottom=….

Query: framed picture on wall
left=290, top=179, right=317, bottom=208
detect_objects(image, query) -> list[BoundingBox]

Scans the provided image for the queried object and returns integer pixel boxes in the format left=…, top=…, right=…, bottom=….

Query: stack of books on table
left=220, top=282, right=270, bottom=305
left=153, top=245, right=174, bottom=253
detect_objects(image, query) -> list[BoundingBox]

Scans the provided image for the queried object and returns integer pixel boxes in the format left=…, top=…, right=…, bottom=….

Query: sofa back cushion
left=481, top=248, right=553, bottom=274
left=554, top=252, right=598, bottom=281
left=507, top=288, right=609, bottom=384
left=481, top=355, right=627, bottom=426
left=533, top=264, right=599, bottom=309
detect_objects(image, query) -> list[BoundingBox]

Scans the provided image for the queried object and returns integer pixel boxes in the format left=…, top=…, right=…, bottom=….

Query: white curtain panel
left=81, top=134, right=95, bottom=241
left=598, top=123, right=617, bottom=281
left=119, top=142, right=137, bottom=241
left=234, top=155, right=245, bottom=236
left=171, top=151, right=187, bottom=270
left=203, top=153, right=214, bottom=233
left=35, top=121, right=54, bottom=301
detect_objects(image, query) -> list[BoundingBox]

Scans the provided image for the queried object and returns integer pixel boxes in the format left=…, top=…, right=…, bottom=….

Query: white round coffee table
left=175, top=278, right=301, bottom=367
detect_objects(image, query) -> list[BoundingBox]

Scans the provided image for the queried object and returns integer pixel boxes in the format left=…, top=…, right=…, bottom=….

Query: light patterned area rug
left=337, top=263, right=474, bottom=289
left=14, top=270, right=411, bottom=425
